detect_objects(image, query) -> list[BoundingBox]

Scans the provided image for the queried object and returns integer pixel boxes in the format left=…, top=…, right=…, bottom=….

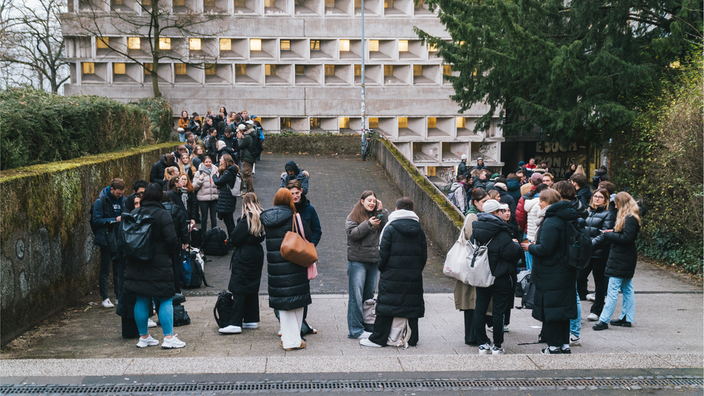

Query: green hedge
left=0, top=89, right=173, bottom=170
left=134, top=97, right=173, bottom=143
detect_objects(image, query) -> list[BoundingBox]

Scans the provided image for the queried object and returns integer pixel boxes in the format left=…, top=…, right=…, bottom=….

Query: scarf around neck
left=378, top=209, right=420, bottom=244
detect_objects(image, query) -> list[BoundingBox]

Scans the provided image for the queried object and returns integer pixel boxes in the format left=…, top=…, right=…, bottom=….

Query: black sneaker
left=561, top=347, right=572, bottom=354
left=541, top=347, right=561, bottom=354
left=592, top=321, right=609, bottom=331
left=610, top=318, right=632, bottom=327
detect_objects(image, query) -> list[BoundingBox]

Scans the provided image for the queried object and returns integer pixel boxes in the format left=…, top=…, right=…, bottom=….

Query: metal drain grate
left=2, top=377, right=702, bottom=394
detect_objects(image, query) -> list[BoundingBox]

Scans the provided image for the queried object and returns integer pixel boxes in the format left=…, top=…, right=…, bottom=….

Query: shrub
left=134, top=97, right=173, bottom=143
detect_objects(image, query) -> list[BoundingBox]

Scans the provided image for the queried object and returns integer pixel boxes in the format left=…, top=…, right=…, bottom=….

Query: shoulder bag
left=280, top=213, right=318, bottom=268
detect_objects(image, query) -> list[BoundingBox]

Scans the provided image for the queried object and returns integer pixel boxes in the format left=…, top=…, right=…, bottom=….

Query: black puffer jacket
left=123, top=201, right=178, bottom=298
left=585, top=206, right=616, bottom=259
left=261, top=206, right=311, bottom=310
left=168, top=189, right=198, bottom=221
left=576, top=186, right=592, bottom=208
left=228, top=216, right=265, bottom=295
left=471, top=213, right=522, bottom=279
left=604, top=215, right=640, bottom=279
left=213, top=165, right=240, bottom=214
left=163, top=201, right=189, bottom=245
left=376, top=218, right=427, bottom=318
left=570, top=198, right=589, bottom=220
left=528, top=200, right=579, bottom=323
left=149, top=155, right=172, bottom=188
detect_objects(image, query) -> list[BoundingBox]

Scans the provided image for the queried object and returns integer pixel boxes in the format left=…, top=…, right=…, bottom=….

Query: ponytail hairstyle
left=469, top=188, right=488, bottom=207
left=241, top=193, right=265, bottom=236
left=218, top=154, right=237, bottom=174
left=613, top=192, right=641, bottom=232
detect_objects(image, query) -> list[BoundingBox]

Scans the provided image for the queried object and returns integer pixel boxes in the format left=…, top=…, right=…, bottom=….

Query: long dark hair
left=142, top=183, right=163, bottom=203
left=469, top=188, right=488, bottom=207
left=349, top=190, right=379, bottom=227
left=528, top=183, right=549, bottom=199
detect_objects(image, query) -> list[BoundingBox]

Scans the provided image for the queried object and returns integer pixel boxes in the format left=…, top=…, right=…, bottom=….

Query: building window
left=398, top=40, right=408, bottom=52
left=339, top=117, right=350, bottom=129
left=173, top=0, right=185, bottom=5
left=369, top=40, right=379, bottom=52
left=354, top=64, right=361, bottom=76
left=82, top=62, right=95, bottom=74
left=310, top=118, right=320, bottom=128
left=398, top=117, right=408, bottom=128
left=427, top=117, right=436, bottom=128
left=234, top=0, right=245, bottom=6
left=324, top=65, right=335, bottom=76
left=295, top=65, right=305, bottom=75
left=443, top=65, right=451, bottom=75
left=204, top=0, right=215, bottom=6
left=175, top=63, right=187, bottom=75
left=235, top=64, right=246, bottom=75
left=144, top=63, right=153, bottom=74
left=189, top=38, right=201, bottom=51
left=97, top=37, right=109, bottom=49
left=325, top=0, right=334, bottom=7
left=369, top=117, right=379, bottom=129
left=310, top=40, right=320, bottom=51
left=220, top=39, right=231, bottom=51
left=428, top=43, right=438, bottom=52
left=354, top=0, right=361, bottom=7
left=205, top=64, right=216, bottom=75
left=340, top=39, right=350, bottom=52
left=142, top=0, right=151, bottom=5
left=264, top=0, right=275, bottom=7
left=280, top=40, right=291, bottom=51
left=457, top=116, right=465, bottom=128
left=413, top=65, right=422, bottom=76
left=112, top=0, right=123, bottom=5
left=384, top=65, right=393, bottom=76
left=250, top=39, right=262, bottom=51
left=384, top=0, right=393, bottom=7
left=113, top=63, right=126, bottom=74
left=127, top=37, right=140, bottom=50
left=281, top=118, right=291, bottom=128
left=265, top=64, right=276, bottom=75
left=159, top=38, right=171, bottom=50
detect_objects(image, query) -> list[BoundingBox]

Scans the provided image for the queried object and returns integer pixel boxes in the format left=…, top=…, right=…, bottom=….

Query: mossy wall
left=263, top=133, right=360, bottom=154
left=0, top=143, right=178, bottom=345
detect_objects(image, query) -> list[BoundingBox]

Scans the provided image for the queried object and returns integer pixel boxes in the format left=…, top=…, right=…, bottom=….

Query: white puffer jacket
left=192, top=163, right=220, bottom=202
left=524, top=196, right=542, bottom=242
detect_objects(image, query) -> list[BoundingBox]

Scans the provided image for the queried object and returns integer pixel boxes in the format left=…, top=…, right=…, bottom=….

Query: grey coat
left=345, top=209, right=389, bottom=263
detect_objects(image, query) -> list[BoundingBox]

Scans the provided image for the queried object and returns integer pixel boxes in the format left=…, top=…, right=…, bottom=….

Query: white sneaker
left=360, top=338, right=382, bottom=348
left=242, top=322, right=258, bottom=329
left=586, top=293, right=595, bottom=301
left=101, top=298, right=114, bottom=308
left=569, top=334, right=581, bottom=346
left=161, top=335, right=186, bottom=349
left=587, top=313, right=599, bottom=321
left=219, top=325, right=242, bottom=334
left=136, top=335, right=159, bottom=348
left=491, top=346, right=505, bottom=355
left=147, top=318, right=157, bottom=328
left=478, top=344, right=492, bottom=355
left=358, top=331, right=372, bottom=339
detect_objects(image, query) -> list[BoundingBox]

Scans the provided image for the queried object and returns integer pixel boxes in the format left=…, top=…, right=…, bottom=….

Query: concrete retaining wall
left=0, top=143, right=178, bottom=345
left=263, top=133, right=360, bottom=155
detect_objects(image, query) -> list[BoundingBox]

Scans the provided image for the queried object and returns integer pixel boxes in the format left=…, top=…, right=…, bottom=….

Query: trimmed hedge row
left=0, top=89, right=173, bottom=170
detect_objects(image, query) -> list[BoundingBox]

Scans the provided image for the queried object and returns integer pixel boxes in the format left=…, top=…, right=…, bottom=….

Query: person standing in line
left=178, top=110, right=189, bottom=142
left=457, top=154, right=469, bottom=178
left=92, top=178, right=127, bottom=308
left=523, top=184, right=550, bottom=271
left=212, top=154, right=240, bottom=240
left=570, top=173, right=593, bottom=209
left=564, top=164, right=577, bottom=181
left=219, top=193, right=266, bottom=334
left=124, top=184, right=185, bottom=349
left=261, top=189, right=311, bottom=351
left=542, top=173, right=554, bottom=188
left=280, top=161, right=310, bottom=195
left=237, top=124, right=258, bottom=193
left=149, top=153, right=175, bottom=188
left=472, top=157, right=487, bottom=171
left=179, top=153, right=197, bottom=182
left=593, top=192, right=641, bottom=331
left=361, top=198, right=427, bottom=348
left=161, top=180, right=190, bottom=295
left=192, top=156, right=219, bottom=231
left=345, top=191, right=389, bottom=340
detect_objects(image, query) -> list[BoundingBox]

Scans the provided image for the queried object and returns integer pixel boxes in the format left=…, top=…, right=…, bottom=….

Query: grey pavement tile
left=529, top=353, right=678, bottom=370
left=264, top=356, right=403, bottom=373
left=657, top=354, right=704, bottom=368
left=1, top=358, right=133, bottom=377
left=398, top=355, right=538, bottom=372
left=124, top=357, right=267, bottom=374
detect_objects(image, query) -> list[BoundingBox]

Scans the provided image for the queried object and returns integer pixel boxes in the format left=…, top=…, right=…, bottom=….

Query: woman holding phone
left=345, top=190, right=389, bottom=339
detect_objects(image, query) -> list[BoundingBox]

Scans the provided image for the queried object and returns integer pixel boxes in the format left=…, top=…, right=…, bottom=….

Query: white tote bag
left=443, top=223, right=472, bottom=283
left=387, top=317, right=412, bottom=348
left=464, top=238, right=495, bottom=287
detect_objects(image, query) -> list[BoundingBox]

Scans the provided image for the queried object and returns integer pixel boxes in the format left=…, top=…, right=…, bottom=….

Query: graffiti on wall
left=534, top=142, right=588, bottom=179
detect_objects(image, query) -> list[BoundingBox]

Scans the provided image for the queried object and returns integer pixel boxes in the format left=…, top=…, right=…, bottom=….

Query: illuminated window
left=250, top=38, right=262, bottom=51
left=127, top=37, right=140, bottom=50
left=310, top=118, right=320, bottom=128
left=413, top=65, right=422, bottom=76
left=189, top=38, right=201, bottom=51
left=265, top=64, right=276, bottom=75
left=113, top=63, right=126, bottom=74
left=384, top=65, right=393, bottom=76
left=205, top=64, right=216, bottom=75
left=339, top=39, right=350, bottom=52
left=369, top=117, right=379, bottom=129
left=355, top=0, right=361, bottom=7
left=220, top=38, right=231, bottom=51
left=173, top=0, right=185, bottom=5
left=144, top=63, right=153, bottom=74
left=112, top=0, right=123, bottom=5
left=82, top=62, right=95, bottom=74
left=174, top=64, right=187, bottom=75
left=354, top=64, right=361, bottom=76
left=295, top=65, right=305, bottom=75
left=159, top=38, right=171, bottom=50
left=443, top=65, right=451, bottom=75
left=427, top=117, right=436, bottom=128
left=310, top=40, right=320, bottom=51
left=142, top=0, right=151, bottom=5
left=398, top=40, right=408, bottom=52
left=428, top=43, right=438, bottom=52
left=234, top=0, right=246, bottom=6
left=204, top=0, right=215, bottom=6
left=325, top=0, right=334, bottom=7
left=324, top=65, right=335, bottom=76
left=369, top=40, right=379, bottom=52
left=264, top=0, right=274, bottom=7
left=281, top=118, right=291, bottom=128
left=280, top=40, right=291, bottom=51
left=339, top=117, right=350, bottom=129
left=398, top=117, right=407, bottom=128
left=235, top=64, right=246, bottom=75
left=384, top=0, right=393, bottom=7
left=415, top=0, right=423, bottom=5
left=456, top=116, right=465, bottom=128
left=97, top=37, right=109, bottom=49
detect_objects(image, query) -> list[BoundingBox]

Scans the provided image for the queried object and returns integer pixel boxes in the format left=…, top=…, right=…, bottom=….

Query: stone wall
left=0, top=143, right=178, bottom=345
left=373, top=138, right=464, bottom=254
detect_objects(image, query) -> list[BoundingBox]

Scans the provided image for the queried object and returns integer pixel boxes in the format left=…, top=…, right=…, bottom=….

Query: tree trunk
left=151, top=69, right=162, bottom=98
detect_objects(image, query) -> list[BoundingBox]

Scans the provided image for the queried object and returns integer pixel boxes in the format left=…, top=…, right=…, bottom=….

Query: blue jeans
left=178, top=133, right=186, bottom=142
left=599, top=277, right=635, bottom=323
left=523, top=233, right=533, bottom=271
left=135, top=296, right=173, bottom=336
left=347, top=261, right=379, bottom=338
left=570, top=282, right=581, bottom=337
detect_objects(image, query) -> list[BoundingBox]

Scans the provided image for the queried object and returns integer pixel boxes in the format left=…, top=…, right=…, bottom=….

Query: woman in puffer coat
left=219, top=193, right=266, bottom=334
left=162, top=178, right=190, bottom=293
left=212, top=154, right=240, bottom=241
left=261, top=188, right=311, bottom=351
left=580, top=188, right=615, bottom=319
left=192, top=156, right=219, bottom=231
left=593, top=192, right=641, bottom=331
left=123, top=183, right=185, bottom=349
left=521, top=190, right=578, bottom=354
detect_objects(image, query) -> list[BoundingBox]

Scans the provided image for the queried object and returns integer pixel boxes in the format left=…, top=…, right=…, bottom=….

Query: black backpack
left=515, top=270, right=536, bottom=309
left=181, top=249, right=208, bottom=289
left=201, top=227, right=229, bottom=256
left=248, top=129, right=264, bottom=159
left=173, top=304, right=191, bottom=326
left=120, top=208, right=156, bottom=261
left=213, top=290, right=234, bottom=328
left=564, top=218, right=593, bottom=271
left=190, top=227, right=204, bottom=248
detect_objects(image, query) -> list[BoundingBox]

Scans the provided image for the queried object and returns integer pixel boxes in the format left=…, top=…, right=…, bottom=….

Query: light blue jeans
left=178, top=132, right=186, bottom=142
left=347, top=261, right=379, bottom=338
left=135, top=296, right=173, bottom=336
left=570, top=282, right=581, bottom=338
left=523, top=233, right=533, bottom=271
left=599, top=277, right=635, bottom=323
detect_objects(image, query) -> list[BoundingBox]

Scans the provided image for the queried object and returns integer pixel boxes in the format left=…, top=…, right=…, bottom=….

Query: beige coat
left=453, top=212, right=492, bottom=313
left=192, top=164, right=219, bottom=202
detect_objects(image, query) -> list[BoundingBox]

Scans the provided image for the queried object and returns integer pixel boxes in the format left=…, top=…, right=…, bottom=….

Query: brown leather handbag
left=280, top=214, right=318, bottom=268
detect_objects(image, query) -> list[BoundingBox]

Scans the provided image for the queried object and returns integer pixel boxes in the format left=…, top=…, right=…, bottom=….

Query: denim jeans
left=347, top=261, right=379, bottom=338
left=570, top=282, right=581, bottom=338
left=599, top=277, right=635, bottom=323
left=135, top=296, right=173, bottom=337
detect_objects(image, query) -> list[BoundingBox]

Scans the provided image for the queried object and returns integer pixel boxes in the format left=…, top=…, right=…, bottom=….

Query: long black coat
left=213, top=165, right=240, bottom=214
left=528, top=201, right=579, bottom=323
left=376, top=218, right=427, bottom=318
left=149, top=155, right=171, bottom=188
left=604, top=215, right=640, bottom=279
left=228, top=216, right=265, bottom=295
left=168, top=190, right=198, bottom=221
left=585, top=206, right=616, bottom=259
left=261, top=206, right=311, bottom=310
left=471, top=213, right=523, bottom=279
left=123, top=201, right=178, bottom=298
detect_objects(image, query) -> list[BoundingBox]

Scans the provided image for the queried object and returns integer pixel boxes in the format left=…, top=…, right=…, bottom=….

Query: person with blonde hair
left=163, top=166, right=180, bottom=190
left=593, top=192, right=641, bottom=331
left=219, top=193, right=266, bottom=334
left=179, top=153, right=197, bottom=181
left=574, top=165, right=587, bottom=177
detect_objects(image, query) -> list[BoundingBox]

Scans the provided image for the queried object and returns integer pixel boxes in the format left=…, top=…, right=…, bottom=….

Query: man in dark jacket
left=472, top=157, right=487, bottom=171
left=361, top=198, right=427, bottom=348
left=92, top=178, right=127, bottom=308
left=204, top=128, right=218, bottom=162
left=149, top=154, right=175, bottom=188
left=280, top=161, right=310, bottom=195
left=570, top=173, right=592, bottom=208
left=237, top=124, right=258, bottom=193
left=457, top=154, right=469, bottom=178
left=472, top=170, right=489, bottom=190
left=471, top=200, right=523, bottom=355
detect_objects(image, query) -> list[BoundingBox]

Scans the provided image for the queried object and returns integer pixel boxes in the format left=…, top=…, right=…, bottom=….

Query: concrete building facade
left=62, top=0, right=504, bottom=176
